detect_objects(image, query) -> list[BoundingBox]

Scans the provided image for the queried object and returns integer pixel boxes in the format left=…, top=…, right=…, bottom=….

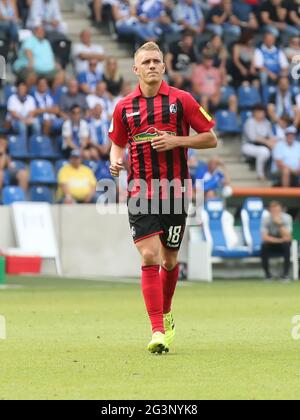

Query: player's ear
left=162, top=62, right=166, bottom=75
left=133, top=65, right=139, bottom=76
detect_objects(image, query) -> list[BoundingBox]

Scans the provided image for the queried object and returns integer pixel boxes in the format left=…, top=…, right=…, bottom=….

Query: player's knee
left=161, top=259, right=177, bottom=271
left=141, top=249, right=160, bottom=266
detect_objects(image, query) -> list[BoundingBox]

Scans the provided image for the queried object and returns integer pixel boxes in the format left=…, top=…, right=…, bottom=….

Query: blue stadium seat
left=2, top=186, right=26, bottom=205
left=238, top=86, right=261, bottom=110
left=215, top=111, right=241, bottom=134
left=3, top=169, right=10, bottom=186
left=29, top=186, right=54, bottom=203
left=10, top=160, right=27, bottom=171
left=29, top=135, right=57, bottom=159
left=202, top=198, right=252, bottom=258
left=52, top=86, right=68, bottom=105
left=83, top=160, right=98, bottom=173
left=240, top=110, right=253, bottom=127
left=292, top=85, right=300, bottom=96
left=8, top=135, right=29, bottom=159
left=219, top=86, right=236, bottom=109
left=94, top=160, right=113, bottom=181
left=55, top=159, right=68, bottom=174
left=30, top=160, right=56, bottom=184
left=3, top=84, right=17, bottom=103
left=241, top=197, right=268, bottom=256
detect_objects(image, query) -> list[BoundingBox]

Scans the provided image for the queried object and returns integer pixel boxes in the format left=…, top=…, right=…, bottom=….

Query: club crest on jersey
left=169, top=104, right=177, bottom=114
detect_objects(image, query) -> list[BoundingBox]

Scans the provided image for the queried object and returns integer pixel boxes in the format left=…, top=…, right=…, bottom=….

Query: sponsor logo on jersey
left=199, top=106, right=212, bottom=122
left=132, top=127, right=176, bottom=143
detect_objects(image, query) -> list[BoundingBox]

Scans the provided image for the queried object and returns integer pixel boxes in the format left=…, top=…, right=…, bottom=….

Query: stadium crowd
left=1, top=0, right=300, bottom=205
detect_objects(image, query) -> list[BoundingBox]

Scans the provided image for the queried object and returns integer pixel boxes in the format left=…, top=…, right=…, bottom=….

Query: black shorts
left=128, top=200, right=187, bottom=251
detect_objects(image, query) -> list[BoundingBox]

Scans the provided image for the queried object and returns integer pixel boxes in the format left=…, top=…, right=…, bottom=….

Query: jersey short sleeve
left=109, top=101, right=128, bottom=148
left=183, top=93, right=215, bottom=133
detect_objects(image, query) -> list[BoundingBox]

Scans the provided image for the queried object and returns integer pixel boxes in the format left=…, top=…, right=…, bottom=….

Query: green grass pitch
left=1, top=276, right=300, bottom=400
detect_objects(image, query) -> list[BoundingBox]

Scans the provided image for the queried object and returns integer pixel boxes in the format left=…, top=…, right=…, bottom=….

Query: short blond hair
left=134, top=42, right=164, bottom=62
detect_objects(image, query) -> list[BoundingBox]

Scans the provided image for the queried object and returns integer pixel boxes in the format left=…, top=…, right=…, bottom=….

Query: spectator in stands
left=89, top=0, right=115, bottom=26
left=7, top=81, right=41, bottom=137
left=86, top=81, right=113, bottom=121
left=16, top=0, right=30, bottom=25
left=88, top=104, right=111, bottom=160
left=72, top=29, right=105, bottom=75
left=57, top=149, right=97, bottom=204
left=253, top=31, right=289, bottom=86
left=0, top=0, right=20, bottom=47
left=285, top=0, right=300, bottom=31
left=26, top=0, right=67, bottom=34
left=136, top=0, right=177, bottom=43
left=89, top=0, right=102, bottom=25
left=242, top=105, right=277, bottom=181
left=32, top=77, right=62, bottom=136
left=206, top=0, right=257, bottom=40
left=0, top=136, right=29, bottom=192
left=195, top=156, right=232, bottom=199
left=260, top=0, right=300, bottom=38
left=284, top=36, right=300, bottom=64
left=237, top=0, right=259, bottom=29
left=165, top=31, right=198, bottom=89
left=273, top=114, right=292, bottom=142
left=78, top=58, right=103, bottom=95
left=112, top=0, right=144, bottom=41
left=231, top=30, right=258, bottom=88
left=103, top=57, right=124, bottom=97
left=191, top=53, right=237, bottom=113
left=59, top=78, right=88, bottom=120
left=272, top=126, right=300, bottom=187
left=267, top=76, right=300, bottom=128
left=13, top=25, right=58, bottom=83
left=261, top=201, right=293, bottom=281
left=61, top=105, right=90, bottom=159
left=112, top=81, right=132, bottom=109
left=173, top=0, right=205, bottom=34
left=202, top=34, right=228, bottom=81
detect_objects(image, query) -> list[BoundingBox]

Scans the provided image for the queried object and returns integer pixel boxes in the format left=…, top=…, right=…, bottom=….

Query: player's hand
left=151, top=129, right=178, bottom=152
left=110, top=158, right=125, bottom=177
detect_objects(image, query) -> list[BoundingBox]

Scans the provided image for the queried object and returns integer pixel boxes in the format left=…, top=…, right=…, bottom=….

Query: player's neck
left=139, top=81, right=161, bottom=98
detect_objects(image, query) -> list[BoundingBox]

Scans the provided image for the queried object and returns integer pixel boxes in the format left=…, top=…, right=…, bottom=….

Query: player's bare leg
left=160, top=246, right=179, bottom=347
left=135, top=236, right=168, bottom=353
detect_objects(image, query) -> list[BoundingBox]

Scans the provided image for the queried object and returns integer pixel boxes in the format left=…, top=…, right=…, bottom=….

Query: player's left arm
left=151, top=93, right=218, bottom=152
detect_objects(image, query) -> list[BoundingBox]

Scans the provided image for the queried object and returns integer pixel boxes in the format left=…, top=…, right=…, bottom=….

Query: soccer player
left=109, top=42, right=217, bottom=354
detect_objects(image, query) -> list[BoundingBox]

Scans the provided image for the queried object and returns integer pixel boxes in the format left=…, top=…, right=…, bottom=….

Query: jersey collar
left=132, top=80, right=170, bottom=98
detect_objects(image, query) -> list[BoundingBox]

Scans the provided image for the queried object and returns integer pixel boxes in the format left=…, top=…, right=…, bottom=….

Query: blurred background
left=0, top=0, right=299, bottom=281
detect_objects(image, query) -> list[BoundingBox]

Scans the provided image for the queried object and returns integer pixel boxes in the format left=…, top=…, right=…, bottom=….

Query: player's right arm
left=109, top=101, right=128, bottom=177
left=110, top=143, right=125, bottom=177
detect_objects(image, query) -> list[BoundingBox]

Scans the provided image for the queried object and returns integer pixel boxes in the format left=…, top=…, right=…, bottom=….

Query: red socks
left=161, top=264, right=179, bottom=314
left=141, top=265, right=164, bottom=334
left=141, top=264, right=179, bottom=333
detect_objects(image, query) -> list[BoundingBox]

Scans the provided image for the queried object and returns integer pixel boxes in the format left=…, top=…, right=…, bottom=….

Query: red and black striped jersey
left=109, top=80, right=215, bottom=199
